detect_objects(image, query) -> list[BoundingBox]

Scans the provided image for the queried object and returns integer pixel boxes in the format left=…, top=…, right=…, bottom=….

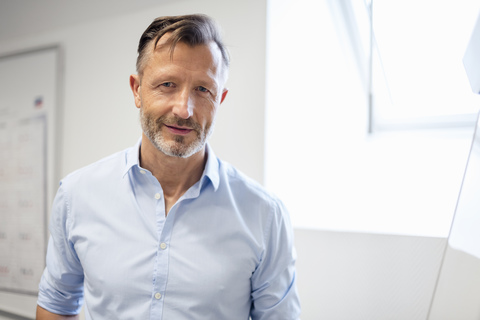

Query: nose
left=172, top=89, right=194, bottom=119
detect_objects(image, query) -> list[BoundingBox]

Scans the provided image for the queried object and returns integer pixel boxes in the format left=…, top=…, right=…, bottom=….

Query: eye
left=197, top=86, right=209, bottom=93
left=161, top=82, right=174, bottom=88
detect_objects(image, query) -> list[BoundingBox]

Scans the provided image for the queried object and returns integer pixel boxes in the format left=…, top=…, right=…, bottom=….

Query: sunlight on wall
left=265, top=0, right=478, bottom=237
left=373, top=0, right=480, bottom=120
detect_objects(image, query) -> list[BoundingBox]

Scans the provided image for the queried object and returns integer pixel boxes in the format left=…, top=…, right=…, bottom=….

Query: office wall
left=0, top=1, right=450, bottom=319
left=0, top=0, right=267, bottom=185
left=0, top=226, right=448, bottom=320
left=295, top=229, right=446, bottom=320
left=0, top=0, right=267, bottom=317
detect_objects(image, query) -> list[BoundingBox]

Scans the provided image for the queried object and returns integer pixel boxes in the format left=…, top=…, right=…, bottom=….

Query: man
left=37, top=14, right=300, bottom=319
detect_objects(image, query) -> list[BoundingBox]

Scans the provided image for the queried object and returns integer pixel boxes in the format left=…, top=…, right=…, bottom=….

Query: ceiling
left=0, top=0, right=169, bottom=42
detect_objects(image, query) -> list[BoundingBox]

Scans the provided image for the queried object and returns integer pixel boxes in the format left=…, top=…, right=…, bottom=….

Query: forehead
left=142, top=35, right=225, bottom=80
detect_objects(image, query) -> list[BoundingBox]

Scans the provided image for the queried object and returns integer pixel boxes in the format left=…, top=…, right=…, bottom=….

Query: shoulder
left=217, top=159, right=286, bottom=214
left=53, top=148, right=132, bottom=223
left=61, top=148, right=128, bottom=187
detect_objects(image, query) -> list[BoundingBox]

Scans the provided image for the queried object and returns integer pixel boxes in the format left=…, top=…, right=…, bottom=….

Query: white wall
left=265, top=0, right=476, bottom=238
left=0, top=0, right=267, bottom=185
left=0, top=0, right=267, bottom=318
left=0, top=226, right=449, bottom=320
left=295, top=229, right=446, bottom=320
left=0, top=1, right=455, bottom=319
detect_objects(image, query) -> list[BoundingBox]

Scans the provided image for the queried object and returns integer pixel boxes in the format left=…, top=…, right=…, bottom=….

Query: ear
left=129, top=74, right=142, bottom=109
left=220, top=88, right=228, bottom=104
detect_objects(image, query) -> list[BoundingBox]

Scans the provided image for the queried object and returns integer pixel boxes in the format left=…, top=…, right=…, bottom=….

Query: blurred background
left=1, top=0, right=480, bottom=319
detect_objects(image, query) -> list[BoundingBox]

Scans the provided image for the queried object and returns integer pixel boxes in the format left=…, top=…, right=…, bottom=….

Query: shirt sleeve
left=250, top=199, right=301, bottom=320
left=37, top=182, right=84, bottom=315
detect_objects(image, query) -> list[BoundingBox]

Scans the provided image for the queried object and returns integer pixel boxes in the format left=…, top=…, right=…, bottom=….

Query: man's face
left=131, top=36, right=228, bottom=158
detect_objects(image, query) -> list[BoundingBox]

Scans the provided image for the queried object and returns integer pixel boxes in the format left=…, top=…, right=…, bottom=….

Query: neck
left=139, top=135, right=206, bottom=210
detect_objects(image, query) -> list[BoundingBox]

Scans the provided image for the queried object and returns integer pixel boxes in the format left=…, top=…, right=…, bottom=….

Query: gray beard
left=139, top=108, right=213, bottom=158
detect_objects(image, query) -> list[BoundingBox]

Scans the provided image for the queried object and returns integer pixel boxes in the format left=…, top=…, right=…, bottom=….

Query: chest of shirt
left=66, top=178, right=266, bottom=317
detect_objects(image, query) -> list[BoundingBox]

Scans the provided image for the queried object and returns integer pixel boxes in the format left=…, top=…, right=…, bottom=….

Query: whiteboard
left=0, top=46, right=61, bottom=297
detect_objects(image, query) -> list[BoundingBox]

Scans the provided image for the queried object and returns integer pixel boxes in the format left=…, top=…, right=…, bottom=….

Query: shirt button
left=139, top=169, right=146, bottom=174
left=155, top=193, right=161, bottom=199
left=154, top=292, right=162, bottom=299
left=160, top=242, right=167, bottom=250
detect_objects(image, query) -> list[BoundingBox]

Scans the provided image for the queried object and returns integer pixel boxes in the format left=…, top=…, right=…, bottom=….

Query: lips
left=164, top=124, right=193, bottom=135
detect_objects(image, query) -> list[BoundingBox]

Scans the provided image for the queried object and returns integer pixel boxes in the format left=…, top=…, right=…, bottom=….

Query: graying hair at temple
left=136, top=14, right=230, bottom=76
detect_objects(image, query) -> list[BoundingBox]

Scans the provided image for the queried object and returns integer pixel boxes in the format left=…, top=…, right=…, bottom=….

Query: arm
left=250, top=200, right=301, bottom=320
left=36, top=305, right=79, bottom=320
left=37, top=183, right=85, bottom=316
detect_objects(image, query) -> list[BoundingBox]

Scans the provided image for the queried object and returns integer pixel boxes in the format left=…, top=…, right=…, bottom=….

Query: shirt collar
left=203, top=143, right=220, bottom=191
left=123, top=137, right=142, bottom=177
left=123, top=137, right=220, bottom=191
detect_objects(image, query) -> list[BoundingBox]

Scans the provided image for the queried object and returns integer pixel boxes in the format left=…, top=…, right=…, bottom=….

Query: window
left=371, top=0, right=480, bottom=131
left=265, top=0, right=480, bottom=237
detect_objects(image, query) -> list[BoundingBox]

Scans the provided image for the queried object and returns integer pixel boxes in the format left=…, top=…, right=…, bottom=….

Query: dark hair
left=136, top=14, right=230, bottom=76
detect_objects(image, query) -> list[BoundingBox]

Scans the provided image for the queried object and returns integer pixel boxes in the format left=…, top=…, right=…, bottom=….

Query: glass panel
left=372, top=0, right=480, bottom=125
left=428, top=114, right=480, bottom=319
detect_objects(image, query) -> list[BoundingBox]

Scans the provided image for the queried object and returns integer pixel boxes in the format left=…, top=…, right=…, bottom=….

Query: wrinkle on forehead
left=141, top=40, right=225, bottom=94
left=141, top=34, right=227, bottom=85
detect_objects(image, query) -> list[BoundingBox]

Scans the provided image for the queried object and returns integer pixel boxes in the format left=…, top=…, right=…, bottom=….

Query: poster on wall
left=0, top=47, right=59, bottom=295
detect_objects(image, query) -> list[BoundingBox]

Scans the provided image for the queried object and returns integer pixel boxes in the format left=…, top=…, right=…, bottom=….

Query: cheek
left=141, top=93, right=171, bottom=113
left=197, top=103, right=218, bottom=124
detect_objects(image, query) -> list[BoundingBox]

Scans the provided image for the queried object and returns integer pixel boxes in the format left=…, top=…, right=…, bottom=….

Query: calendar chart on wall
left=0, top=46, right=60, bottom=295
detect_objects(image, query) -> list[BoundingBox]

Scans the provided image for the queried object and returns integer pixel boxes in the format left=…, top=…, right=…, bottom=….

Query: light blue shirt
left=37, top=139, right=300, bottom=319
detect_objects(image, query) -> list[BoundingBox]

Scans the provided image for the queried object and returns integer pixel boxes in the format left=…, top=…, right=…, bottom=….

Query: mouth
left=164, top=124, right=193, bottom=135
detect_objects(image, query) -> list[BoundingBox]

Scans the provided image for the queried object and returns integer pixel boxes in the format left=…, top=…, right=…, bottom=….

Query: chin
left=154, top=138, right=205, bottom=159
